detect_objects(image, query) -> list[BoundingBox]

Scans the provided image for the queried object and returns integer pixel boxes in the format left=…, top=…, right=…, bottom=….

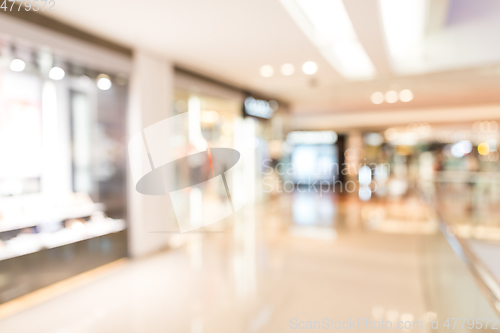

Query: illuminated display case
left=0, top=33, right=129, bottom=303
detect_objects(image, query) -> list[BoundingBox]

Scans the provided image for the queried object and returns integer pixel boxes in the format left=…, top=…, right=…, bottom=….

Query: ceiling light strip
left=280, top=0, right=377, bottom=81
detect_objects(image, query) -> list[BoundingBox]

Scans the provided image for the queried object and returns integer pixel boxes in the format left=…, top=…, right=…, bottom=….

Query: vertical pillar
left=127, top=50, right=174, bottom=258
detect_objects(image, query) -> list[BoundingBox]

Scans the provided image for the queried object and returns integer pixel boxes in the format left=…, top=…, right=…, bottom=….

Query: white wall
left=290, top=104, right=500, bottom=131
left=127, top=51, right=175, bottom=258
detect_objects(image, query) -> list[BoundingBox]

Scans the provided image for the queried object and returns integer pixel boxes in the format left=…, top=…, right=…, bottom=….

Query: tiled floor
left=0, top=193, right=495, bottom=332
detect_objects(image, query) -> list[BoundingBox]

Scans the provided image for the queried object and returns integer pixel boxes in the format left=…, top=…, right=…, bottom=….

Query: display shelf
left=0, top=218, right=125, bottom=261
left=0, top=203, right=105, bottom=233
left=0, top=193, right=126, bottom=262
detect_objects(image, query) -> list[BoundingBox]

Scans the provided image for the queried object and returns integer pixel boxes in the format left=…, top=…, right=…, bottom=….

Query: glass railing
left=419, top=173, right=500, bottom=331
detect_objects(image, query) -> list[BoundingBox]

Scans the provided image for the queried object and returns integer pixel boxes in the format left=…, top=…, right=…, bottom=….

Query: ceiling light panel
left=280, top=0, right=376, bottom=81
left=378, top=0, right=429, bottom=73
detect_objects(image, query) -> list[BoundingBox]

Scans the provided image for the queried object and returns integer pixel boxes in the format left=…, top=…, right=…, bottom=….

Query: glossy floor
left=0, top=193, right=496, bottom=332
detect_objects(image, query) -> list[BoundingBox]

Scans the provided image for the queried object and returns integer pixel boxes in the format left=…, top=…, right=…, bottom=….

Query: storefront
left=0, top=14, right=130, bottom=303
left=0, top=12, right=289, bottom=304
left=242, top=94, right=289, bottom=200
left=173, top=70, right=288, bottom=207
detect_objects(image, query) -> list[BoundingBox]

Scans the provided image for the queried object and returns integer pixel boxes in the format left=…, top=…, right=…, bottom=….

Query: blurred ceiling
left=41, top=0, right=500, bottom=114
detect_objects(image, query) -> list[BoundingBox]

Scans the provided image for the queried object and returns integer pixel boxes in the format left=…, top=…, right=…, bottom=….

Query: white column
left=127, top=50, right=175, bottom=258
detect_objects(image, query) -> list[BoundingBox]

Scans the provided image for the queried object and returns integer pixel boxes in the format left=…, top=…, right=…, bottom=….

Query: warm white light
left=399, top=89, right=413, bottom=102
left=384, top=128, right=397, bottom=141
left=201, top=110, right=219, bottom=123
left=260, top=65, right=274, bottom=78
left=385, top=90, right=398, bottom=103
left=209, top=110, right=219, bottom=122
left=379, top=0, right=428, bottom=63
left=332, top=41, right=376, bottom=79
left=281, top=63, right=295, bottom=76
left=10, top=59, right=25, bottom=72
left=70, top=221, right=85, bottom=232
left=371, top=92, right=384, bottom=104
left=302, top=61, right=318, bottom=75
left=48, top=67, right=65, bottom=80
left=97, top=75, right=112, bottom=90
left=478, top=142, right=490, bottom=156
left=281, top=0, right=376, bottom=80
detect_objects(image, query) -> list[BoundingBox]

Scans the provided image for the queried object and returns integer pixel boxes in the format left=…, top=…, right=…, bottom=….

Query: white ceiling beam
left=291, top=104, right=500, bottom=130
left=342, top=0, right=392, bottom=78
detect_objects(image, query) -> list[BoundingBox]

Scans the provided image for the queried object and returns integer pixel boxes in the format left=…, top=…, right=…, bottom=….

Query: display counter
left=0, top=193, right=127, bottom=304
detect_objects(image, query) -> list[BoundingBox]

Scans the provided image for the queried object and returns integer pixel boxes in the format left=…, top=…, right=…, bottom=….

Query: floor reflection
left=291, top=192, right=336, bottom=227
left=433, top=181, right=500, bottom=292
left=290, top=192, right=337, bottom=240
left=0, top=191, right=497, bottom=332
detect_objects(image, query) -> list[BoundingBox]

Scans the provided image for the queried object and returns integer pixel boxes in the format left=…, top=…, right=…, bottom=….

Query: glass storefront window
left=0, top=38, right=128, bottom=270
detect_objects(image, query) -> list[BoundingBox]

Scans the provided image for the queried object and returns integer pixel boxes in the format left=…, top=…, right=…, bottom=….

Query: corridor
left=0, top=193, right=482, bottom=333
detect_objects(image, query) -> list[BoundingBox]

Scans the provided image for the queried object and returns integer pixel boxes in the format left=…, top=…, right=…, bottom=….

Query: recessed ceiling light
left=302, top=61, right=318, bottom=75
left=260, top=65, right=274, bottom=78
left=281, top=63, right=295, bottom=76
left=97, top=74, right=112, bottom=90
left=399, top=89, right=414, bottom=102
left=49, top=67, right=65, bottom=80
left=10, top=59, right=25, bottom=72
left=371, top=92, right=384, bottom=104
left=385, top=90, right=398, bottom=103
